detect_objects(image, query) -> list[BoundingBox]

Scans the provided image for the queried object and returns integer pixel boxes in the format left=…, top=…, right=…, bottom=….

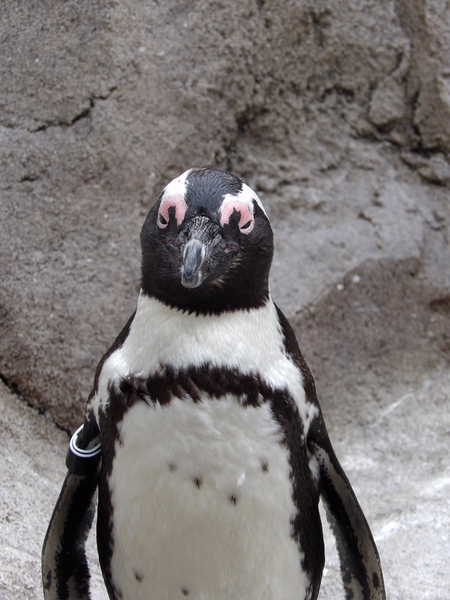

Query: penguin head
left=140, top=167, right=274, bottom=314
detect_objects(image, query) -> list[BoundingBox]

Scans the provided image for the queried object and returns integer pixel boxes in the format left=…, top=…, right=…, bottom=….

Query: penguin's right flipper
left=42, top=419, right=101, bottom=600
left=308, top=412, right=386, bottom=600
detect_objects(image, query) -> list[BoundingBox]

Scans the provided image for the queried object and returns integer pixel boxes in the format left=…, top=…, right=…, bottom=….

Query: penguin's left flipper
left=307, top=413, right=386, bottom=600
left=42, top=419, right=102, bottom=600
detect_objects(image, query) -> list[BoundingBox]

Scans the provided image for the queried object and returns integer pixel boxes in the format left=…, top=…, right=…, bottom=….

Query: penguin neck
left=94, top=290, right=314, bottom=430
left=141, top=275, right=271, bottom=316
left=120, top=290, right=283, bottom=378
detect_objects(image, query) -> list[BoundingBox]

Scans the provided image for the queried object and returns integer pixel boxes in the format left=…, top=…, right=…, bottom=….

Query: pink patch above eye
left=157, top=194, right=187, bottom=228
left=220, top=201, right=255, bottom=234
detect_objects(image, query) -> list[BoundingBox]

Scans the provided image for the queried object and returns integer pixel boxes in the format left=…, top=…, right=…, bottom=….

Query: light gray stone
left=369, top=77, right=406, bottom=129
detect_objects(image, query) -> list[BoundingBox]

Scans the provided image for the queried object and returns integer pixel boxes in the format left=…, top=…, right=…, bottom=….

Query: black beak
left=176, top=215, right=235, bottom=289
left=181, top=238, right=207, bottom=288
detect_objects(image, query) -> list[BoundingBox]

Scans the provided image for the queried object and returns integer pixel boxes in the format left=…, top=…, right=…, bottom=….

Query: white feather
left=90, top=293, right=320, bottom=599
left=162, top=168, right=193, bottom=200
left=94, top=293, right=317, bottom=430
left=221, top=182, right=268, bottom=218
left=109, top=396, right=309, bottom=600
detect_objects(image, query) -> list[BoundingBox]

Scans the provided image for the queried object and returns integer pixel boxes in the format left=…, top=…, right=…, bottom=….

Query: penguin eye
left=239, top=219, right=254, bottom=234
left=157, top=213, right=168, bottom=229
left=220, top=200, right=255, bottom=234
left=158, top=194, right=187, bottom=229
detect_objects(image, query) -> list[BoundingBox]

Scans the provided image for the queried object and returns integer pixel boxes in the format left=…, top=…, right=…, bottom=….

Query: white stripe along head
left=157, top=170, right=191, bottom=228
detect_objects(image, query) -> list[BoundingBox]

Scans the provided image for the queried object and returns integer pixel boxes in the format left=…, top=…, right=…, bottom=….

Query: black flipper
left=42, top=313, right=133, bottom=600
left=42, top=419, right=101, bottom=600
left=308, top=413, right=386, bottom=600
left=275, top=305, right=385, bottom=599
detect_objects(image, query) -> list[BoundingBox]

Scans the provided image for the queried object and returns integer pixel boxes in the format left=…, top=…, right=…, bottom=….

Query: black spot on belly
left=134, top=570, right=143, bottom=583
left=289, top=515, right=296, bottom=536
left=181, top=588, right=190, bottom=596
left=168, top=462, right=177, bottom=472
left=192, top=476, right=203, bottom=489
left=261, top=460, right=269, bottom=473
left=229, top=494, right=238, bottom=505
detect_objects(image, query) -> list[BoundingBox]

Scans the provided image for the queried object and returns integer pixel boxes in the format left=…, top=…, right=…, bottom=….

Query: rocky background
left=1, top=1, right=449, bottom=599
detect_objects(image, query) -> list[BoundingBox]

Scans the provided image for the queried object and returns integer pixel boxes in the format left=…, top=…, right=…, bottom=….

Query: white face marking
left=157, top=169, right=191, bottom=228
left=219, top=182, right=267, bottom=235
left=220, top=197, right=255, bottom=233
left=157, top=194, right=187, bottom=228
left=157, top=170, right=267, bottom=235
left=109, top=397, right=310, bottom=599
left=240, top=181, right=268, bottom=216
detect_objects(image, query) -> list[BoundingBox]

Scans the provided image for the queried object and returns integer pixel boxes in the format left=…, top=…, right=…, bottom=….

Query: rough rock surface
left=1, top=0, right=449, bottom=598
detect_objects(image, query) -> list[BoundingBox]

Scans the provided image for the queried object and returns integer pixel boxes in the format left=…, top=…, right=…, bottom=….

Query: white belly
left=107, top=396, right=309, bottom=600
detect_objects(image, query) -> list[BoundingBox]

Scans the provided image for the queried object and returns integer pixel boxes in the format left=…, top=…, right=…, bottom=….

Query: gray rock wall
left=1, top=2, right=450, bottom=599
left=1, top=0, right=449, bottom=429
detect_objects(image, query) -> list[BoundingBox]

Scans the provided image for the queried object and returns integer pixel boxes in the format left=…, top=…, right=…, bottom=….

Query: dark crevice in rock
left=30, top=85, right=117, bottom=133
left=0, top=372, right=71, bottom=436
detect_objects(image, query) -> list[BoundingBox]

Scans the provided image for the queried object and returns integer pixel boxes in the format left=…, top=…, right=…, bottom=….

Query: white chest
left=94, top=294, right=317, bottom=432
left=107, top=396, right=309, bottom=600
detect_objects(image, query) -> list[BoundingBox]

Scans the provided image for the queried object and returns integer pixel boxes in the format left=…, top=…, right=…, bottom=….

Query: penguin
left=42, top=167, right=385, bottom=600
